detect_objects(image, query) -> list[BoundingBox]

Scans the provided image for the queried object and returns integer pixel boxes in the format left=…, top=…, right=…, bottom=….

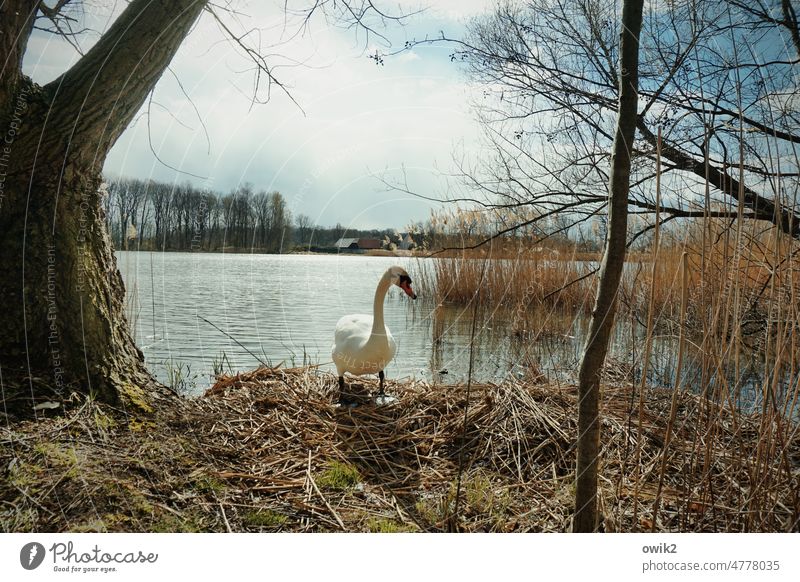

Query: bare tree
left=106, top=178, right=144, bottom=248
left=398, top=0, right=799, bottom=250
left=573, top=0, right=644, bottom=533
left=267, top=191, right=291, bottom=252
left=0, top=0, right=407, bottom=411
left=295, top=213, right=313, bottom=247
left=252, top=190, right=272, bottom=249
left=233, top=184, right=254, bottom=249
left=149, top=181, right=171, bottom=249
left=379, top=0, right=800, bottom=528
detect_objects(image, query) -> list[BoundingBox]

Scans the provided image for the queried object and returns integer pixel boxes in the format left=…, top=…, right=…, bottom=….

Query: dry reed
left=2, top=366, right=797, bottom=532
left=418, top=221, right=800, bottom=334
left=417, top=252, right=596, bottom=313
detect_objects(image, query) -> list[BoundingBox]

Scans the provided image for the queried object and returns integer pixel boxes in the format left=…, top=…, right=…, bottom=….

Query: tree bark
left=573, top=0, right=644, bottom=532
left=0, top=1, right=38, bottom=108
left=0, top=0, right=207, bottom=414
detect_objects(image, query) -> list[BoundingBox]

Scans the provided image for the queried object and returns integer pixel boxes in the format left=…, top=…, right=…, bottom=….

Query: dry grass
left=414, top=248, right=685, bottom=317
left=419, top=223, right=800, bottom=339
left=2, top=365, right=797, bottom=532
left=417, top=253, right=597, bottom=313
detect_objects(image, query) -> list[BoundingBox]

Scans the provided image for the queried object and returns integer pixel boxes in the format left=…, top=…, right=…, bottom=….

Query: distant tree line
left=107, top=176, right=631, bottom=255
left=404, top=207, right=661, bottom=255
left=104, top=176, right=397, bottom=252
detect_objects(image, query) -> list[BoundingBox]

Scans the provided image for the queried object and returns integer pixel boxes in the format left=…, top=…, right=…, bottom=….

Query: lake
left=117, top=251, right=771, bottom=408
left=117, top=251, right=592, bottom=392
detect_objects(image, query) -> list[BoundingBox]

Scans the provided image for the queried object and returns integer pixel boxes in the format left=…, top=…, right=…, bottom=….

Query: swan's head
left=388, top=266, right=417, bottom=300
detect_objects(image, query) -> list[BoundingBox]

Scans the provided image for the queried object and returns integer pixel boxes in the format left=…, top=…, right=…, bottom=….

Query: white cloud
left=27, top=1, right=488, bottom=229
left=396, top=50, right=421, bottom=63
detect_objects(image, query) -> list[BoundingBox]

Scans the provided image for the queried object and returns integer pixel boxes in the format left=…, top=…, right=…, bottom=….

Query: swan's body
left=332, top=314, right=397, bottom=376
left=331, top=266, right=416, bottom=405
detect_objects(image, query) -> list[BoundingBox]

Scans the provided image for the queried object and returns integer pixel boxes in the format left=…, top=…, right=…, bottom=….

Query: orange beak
left=399, top=281, right=417, bottom=300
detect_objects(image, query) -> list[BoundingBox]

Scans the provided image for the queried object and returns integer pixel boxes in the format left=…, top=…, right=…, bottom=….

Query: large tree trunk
left=0, top=149, right=153, bottom=409
left=573, top=0, right=644, bottom=532
left=0, top=0, right=207, bottom=414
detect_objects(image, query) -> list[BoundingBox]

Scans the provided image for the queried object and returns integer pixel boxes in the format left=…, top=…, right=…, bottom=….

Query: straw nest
left=2, top=366, right=798, bottom=532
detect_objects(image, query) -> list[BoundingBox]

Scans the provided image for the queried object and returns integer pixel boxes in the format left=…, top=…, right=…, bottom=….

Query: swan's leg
left=374, top=370, right=397, bottom=406
left=337, top=376, right=357, bottom=407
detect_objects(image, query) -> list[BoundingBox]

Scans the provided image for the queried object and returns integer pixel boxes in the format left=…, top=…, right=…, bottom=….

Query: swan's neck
left=370, top=273, right=392, bottom=339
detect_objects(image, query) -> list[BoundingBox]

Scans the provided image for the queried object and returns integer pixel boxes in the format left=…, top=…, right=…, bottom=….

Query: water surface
left=119, top=252, right=490, bottom=391
left=117, top=251, right=774, bottom=408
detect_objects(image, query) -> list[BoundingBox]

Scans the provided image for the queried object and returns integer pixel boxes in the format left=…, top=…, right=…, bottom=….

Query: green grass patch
left=463, top=470, right=511, bottom=518
left=414, top=470, right=511, bottom=530
left=316, top=461, right=360, bottom=490
left=190, top=474, right=225, bottom=495
left=366, top=518, right=417, bottom=533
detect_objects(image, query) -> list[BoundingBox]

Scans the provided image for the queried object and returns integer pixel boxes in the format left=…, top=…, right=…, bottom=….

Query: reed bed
left=418, top=221, right=800, bottom=407
left=418, top=224, right=800, bottom=332
left=2, top=365, right=797, bottom=532
left=417, top=253, right=597, bottom=313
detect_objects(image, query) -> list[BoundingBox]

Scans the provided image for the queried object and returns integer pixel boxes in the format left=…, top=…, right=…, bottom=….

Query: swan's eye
left=398, top=274, right=412, bottom=285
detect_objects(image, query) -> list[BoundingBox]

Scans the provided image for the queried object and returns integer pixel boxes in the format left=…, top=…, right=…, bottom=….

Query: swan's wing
left=334, top=314, right=372, bottom=343
left=332, top=315, right=400, bottom=376
left=332, top=314, right=373, bottom=358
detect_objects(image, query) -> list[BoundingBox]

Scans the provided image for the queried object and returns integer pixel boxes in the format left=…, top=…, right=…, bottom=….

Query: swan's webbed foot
left=374, top=370, right=398, bottom=406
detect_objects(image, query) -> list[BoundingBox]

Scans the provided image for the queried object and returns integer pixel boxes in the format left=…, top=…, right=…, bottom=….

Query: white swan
left=332, top=265, right=416, bottom=406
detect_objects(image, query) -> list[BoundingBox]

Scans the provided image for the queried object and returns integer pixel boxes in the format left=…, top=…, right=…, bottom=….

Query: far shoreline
left=115, top=248, right=421, bottom=258
left=114, top=247, right=606, bottom=262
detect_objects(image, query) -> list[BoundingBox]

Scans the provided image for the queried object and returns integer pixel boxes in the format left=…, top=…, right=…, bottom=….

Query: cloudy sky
left=23, top=0, right=494, bottom=230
